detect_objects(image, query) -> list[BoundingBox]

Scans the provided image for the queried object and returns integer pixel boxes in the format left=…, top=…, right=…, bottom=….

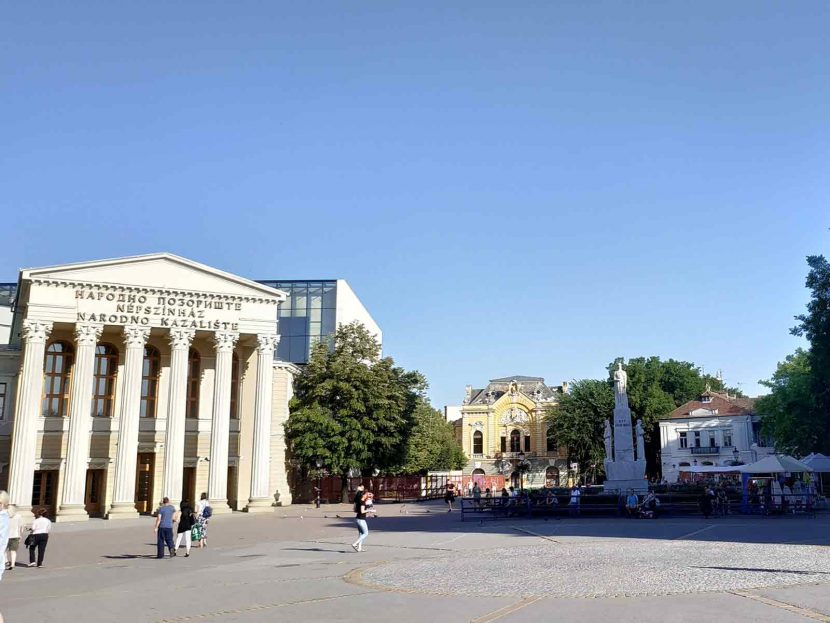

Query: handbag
left=23, top=533, right=33, bottom=548
left=190, top=524, right=202, bottom=541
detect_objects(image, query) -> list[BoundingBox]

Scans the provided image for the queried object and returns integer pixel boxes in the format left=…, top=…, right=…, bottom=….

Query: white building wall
left=334, top=280, right=382, bottom=348
left=660, top=415, right=774, bottom=482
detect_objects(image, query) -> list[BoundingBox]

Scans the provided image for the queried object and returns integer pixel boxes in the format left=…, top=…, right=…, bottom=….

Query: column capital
left=21, top=320, right=53, bottom=343
left=256, top=333, right=279, bottom=355
left=167, top=328, right=195, bottom=350
left=123, top=325, right=151, bottom=349
left=212, top=330, right=239, bottom=353
left=74, top=323, right=104, bottom=347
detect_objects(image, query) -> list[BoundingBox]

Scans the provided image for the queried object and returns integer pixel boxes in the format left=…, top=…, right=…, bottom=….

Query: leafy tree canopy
left=285, top=322, right=427, bottom=492
left=759, top=255, right=830, bottom=455
left=396, top=402, right=467, bottom=474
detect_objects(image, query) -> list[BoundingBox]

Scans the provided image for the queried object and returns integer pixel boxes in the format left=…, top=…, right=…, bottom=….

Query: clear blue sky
left=3, top=3, right=828, bottom=409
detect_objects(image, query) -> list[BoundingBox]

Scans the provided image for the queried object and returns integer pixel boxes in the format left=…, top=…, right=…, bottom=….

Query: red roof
left=664, top=391, right=755, bottom=420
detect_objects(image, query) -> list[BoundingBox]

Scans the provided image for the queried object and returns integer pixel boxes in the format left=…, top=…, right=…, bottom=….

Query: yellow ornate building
left=453, top=376, right=569, bottom=488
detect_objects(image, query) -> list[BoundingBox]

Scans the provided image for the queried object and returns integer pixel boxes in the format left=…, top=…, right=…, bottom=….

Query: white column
left=162, top=328, right=194, bottom=507
left=107, top=325, right=151, bottom=519
left=7, top=320, right=52, bottom=518
left=245, top=334, right=278, bottom=512
left=207, top=330, right=238, bottom=513
left=56, top=323, right=103, bottom=522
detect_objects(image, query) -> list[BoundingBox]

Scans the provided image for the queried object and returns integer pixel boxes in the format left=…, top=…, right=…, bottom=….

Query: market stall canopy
left=740, top=455, right=813, bottom=474
left=802, top=453, right=830, bottom=473
left=677, top=465, right=742, bottom=474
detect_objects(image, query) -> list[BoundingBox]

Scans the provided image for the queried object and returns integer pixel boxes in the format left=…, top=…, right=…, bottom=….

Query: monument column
left=57, top=322, right=103, bottom=522
left=7, top=320, right=53, bottom=516
left=207, top=330, right=238, bottom=513
left=162, top=328, right=194, bottom=507
left=245, top=333, right=278, bottom=512
left=108, top=325, right=151, bottom=518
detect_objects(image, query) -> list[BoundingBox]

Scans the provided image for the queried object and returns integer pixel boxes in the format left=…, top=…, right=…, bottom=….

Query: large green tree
left=545, top=379, right=614, bottom=482
left=397, top=402, right=466, bottom=474
left=757, top=350, right=819, bottom=455
left=759, top=255, right=830, bottom=455
left=285, top=322, right=427, bottom=501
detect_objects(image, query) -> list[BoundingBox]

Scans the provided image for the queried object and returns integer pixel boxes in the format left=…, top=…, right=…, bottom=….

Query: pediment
left=22, top=253, right=285, bottom=301
left=492, top=391, right=537, bottom=412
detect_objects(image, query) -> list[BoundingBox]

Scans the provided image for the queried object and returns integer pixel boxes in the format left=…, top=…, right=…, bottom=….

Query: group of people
left=154, top=493, right=212, bottom=559
left=0, top=492, right=53, bottom=571
left=624, top=489, right=661, bottom=519
left=698, top=486, right=731, bottom=518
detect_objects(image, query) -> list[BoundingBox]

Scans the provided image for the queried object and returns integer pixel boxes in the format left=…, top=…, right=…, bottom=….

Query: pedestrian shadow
left=282, top=547, right=348, bottom=554
left=690, top=565, right=830, bottom=575
left=101, top=554, right=159, bottom=560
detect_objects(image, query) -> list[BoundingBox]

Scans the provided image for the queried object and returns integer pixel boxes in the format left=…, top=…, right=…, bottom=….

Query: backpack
left=202, top=505, right=213, bottom=519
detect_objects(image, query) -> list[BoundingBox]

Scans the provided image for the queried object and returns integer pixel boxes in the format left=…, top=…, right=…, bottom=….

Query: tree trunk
left=341, top=471, right=350, bottom=504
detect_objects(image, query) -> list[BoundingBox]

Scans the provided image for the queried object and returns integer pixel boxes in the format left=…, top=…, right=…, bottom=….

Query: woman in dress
left=174, top=500, right=196, bottom=557
left=195, top=493, right=212, bottom=548
left=27, top=508, right=51, bottom=568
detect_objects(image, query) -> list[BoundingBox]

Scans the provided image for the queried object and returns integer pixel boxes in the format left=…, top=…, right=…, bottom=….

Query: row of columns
left=7, top=319, right=279, bottom=520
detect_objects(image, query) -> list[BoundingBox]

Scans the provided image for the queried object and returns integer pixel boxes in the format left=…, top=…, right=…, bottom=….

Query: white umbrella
left=802, top=453, right=830, bottom=473
left=740, top=454, right=814, bottom=474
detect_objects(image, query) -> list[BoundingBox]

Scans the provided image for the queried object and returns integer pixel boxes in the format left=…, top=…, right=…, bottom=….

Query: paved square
left=0, top=502, right=828, bottom=622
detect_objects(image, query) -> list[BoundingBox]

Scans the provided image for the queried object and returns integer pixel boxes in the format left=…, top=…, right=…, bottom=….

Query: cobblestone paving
left=360, top=539, right=830, bottom=598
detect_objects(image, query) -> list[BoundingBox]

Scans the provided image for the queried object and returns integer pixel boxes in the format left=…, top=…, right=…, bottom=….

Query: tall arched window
left=472, top=430, right=483, bottom=455
left=91, top=344, right=119, bottom=417
left=42, top=341, right=74, bottom=417
left=140, top=346, right=161, bottom=418
left=509, top=429, right=521, bottom=453
left=229, top=352, right=240, bottom=419
left=186, top=348, right=200, bottom=419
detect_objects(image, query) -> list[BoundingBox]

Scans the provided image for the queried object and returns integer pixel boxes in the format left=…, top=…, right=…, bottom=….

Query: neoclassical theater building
left=0, top=253, right=305, bottom=521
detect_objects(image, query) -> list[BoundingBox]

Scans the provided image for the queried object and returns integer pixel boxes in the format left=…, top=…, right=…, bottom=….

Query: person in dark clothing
left=699, top=489, right=713, bottom=519
left=174, top=501, right=195, bottom=557
left=351, top=485, right=369, bottom=552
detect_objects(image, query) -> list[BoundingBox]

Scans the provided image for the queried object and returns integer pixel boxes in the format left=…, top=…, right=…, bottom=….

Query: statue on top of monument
left=614, top=362, right=628, bottom=394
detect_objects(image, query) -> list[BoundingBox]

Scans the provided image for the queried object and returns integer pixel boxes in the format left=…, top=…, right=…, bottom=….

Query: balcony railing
left=690, top=446, right=720, bottom=455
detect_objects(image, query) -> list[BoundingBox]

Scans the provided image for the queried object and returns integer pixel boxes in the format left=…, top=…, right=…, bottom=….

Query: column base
left=207, top=499, right=232, bottom=515
left=55, top=505, right=90, bottom=523
left=244, top=498, right=275, bottom=513
left=107, top=503, right=140, bottom=520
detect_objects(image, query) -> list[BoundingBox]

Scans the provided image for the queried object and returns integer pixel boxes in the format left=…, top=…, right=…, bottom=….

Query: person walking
left=444, top=482, right=456, bottom=512
left=27, top=508, right=51, bottom=568
left=351, top=485, right=369, bottom=552
left=0, top=490, right=10, bottom=623
left=195, top=493, right=212, bottom=549
left=154, top=497, right=177, bottom=559
left=472, top=482, right=482, bottom=511
left=4, top=505, right=21, bottom=571
left=569, top=485, right=582, bottom=517
left=699, top=488, right=713, bottom=519
left=174, top=500, right=196, bottom=557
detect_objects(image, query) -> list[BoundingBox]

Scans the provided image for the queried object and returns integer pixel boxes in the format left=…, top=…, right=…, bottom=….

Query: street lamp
left=516, top=451, right=531, bottom=493
left=314, top=458, right=322, bottom=508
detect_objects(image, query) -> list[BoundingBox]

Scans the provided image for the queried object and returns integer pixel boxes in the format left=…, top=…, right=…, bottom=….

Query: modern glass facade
left=256, top=280, right=337, bottom=365
left=0, top=283, right=16, bottom=307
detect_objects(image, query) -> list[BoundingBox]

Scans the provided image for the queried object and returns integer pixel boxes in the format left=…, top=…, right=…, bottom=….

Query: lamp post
left=315, top=458, right=322, bottom=508
left=517, top=451, right=531, bottom=493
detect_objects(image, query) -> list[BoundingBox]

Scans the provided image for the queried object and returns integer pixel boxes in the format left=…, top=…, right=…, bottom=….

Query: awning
left=677, top=465, right=742, bottom=474
left=801, top=453, right=830, bottom=473
left=740, top=454, right=813, bottom=474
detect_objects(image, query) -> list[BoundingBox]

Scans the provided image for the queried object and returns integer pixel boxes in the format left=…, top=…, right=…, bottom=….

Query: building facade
left=453, top=376, right=570, bottom=488
left=659, top=388, right=774, bottom=482
left=0, top=253, right=303, bottom=521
